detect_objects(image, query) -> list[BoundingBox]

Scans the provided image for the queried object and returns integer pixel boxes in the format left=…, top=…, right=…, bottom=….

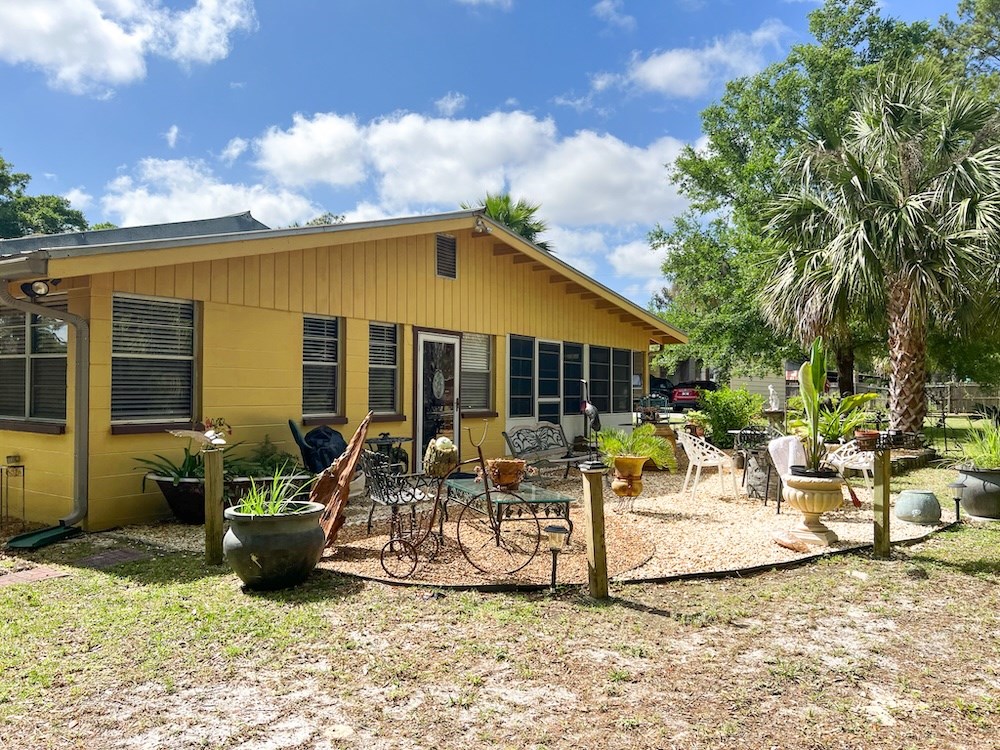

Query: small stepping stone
left=75, top=548, right=150, bottom=569
left=0, top=565, right=70, bottom=587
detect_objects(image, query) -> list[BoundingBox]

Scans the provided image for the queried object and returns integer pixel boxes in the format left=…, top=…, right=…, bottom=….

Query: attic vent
left=436, top=233, right=457, bottom=279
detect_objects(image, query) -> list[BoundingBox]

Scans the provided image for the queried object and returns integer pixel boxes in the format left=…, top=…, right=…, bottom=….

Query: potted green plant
left=816, top=393, right=879, bottom=445
left=596, top=423, right=677, bottom=498
left=783, top=338, right=846, bottom=546
left=684, top=410, right=709, bottom=438
left=223, top=467, right=324, bottom=591
left=954, top=419, right=1000, bottom=519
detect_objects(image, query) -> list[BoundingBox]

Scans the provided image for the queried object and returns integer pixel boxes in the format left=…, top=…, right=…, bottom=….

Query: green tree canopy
left=763, top=64, right=1000, bottom=431
left=0, top=155, right=87, bottom=239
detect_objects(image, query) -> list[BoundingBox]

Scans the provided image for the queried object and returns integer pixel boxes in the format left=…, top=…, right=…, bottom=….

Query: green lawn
left=2, top=491, right=999, bottom=749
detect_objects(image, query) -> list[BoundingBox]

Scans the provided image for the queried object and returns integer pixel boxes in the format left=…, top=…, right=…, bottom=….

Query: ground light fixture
left=947, top=480, right=966, bottom=522
left=544, top=524, right=570, bottom=591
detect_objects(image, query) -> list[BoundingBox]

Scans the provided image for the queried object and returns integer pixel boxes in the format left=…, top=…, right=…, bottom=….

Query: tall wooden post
left=872, top=448, right=891, bottom=559
left=579, top=461, right=609, bottom=600
left=204, top=448, right=224, bottom=565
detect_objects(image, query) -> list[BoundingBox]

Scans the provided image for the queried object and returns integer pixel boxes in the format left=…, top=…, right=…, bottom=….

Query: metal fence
left=853, top=382, right=1000, bottom=417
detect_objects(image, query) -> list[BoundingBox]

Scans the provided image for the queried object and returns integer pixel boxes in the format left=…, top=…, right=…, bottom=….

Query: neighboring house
left=0, top=210, right=685, bottom=530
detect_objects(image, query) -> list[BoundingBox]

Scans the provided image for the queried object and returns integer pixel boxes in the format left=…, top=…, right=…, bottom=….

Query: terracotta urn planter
left=485, top=458, right=528, bottom=491
left=782, top=469, right=845, bottom=546
left=611, top=455, right=648, bottom=498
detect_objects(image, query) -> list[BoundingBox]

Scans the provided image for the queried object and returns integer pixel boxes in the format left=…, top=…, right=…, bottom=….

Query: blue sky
left=1, top=0, right=956, bottom=303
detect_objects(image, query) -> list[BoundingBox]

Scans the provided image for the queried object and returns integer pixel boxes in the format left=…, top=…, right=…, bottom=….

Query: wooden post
left=872, top=448, right=891, bottom=559
left=204, top=448, right=224, bottom=565
left=579, top=461, right=609, bottom=600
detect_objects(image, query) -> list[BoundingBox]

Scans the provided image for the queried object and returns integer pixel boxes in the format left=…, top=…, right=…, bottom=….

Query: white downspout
left=0, top=278, right=90, bottom=528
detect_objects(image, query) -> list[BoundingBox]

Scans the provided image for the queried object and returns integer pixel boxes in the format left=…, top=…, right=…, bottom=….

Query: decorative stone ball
left=895, top=490, right=941, bottom=525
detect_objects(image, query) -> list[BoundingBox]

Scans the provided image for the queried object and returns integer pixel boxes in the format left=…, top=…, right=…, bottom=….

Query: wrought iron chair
left=735, top=425, right=783, bottom=507
left=827, top=440, right=875, bottom=491
left=677, top=432, right=739, bottom=499
left=359, top=450, right=430, bottom=537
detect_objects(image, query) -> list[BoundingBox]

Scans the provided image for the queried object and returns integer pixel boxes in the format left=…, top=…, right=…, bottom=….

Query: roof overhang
left=6, top=210, right=686, bottom=346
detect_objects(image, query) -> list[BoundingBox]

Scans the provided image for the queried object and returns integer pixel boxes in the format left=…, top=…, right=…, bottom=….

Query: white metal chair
left=677, top=432, right=739, bottom=499
left=827, top=440, right=875, bottom=491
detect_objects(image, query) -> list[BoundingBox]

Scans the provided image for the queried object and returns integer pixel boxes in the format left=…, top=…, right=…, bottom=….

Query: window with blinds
left=0, top=299, right=68, bottom=421
left=303, top=315, right=341, bottom=417
left=368, top=322, right=399, bottom=414
left=112, top=295, right=194, bottom=422
left=460, top=333, right=491, bottom=411
left=436, top=233, right=457, bottom=279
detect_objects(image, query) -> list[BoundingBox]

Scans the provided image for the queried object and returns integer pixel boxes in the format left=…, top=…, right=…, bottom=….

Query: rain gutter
left=0, top=253, right=89, bottom=527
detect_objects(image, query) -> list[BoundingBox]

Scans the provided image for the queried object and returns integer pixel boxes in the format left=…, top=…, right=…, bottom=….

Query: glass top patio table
left=444, top=477, right=573, bottom=505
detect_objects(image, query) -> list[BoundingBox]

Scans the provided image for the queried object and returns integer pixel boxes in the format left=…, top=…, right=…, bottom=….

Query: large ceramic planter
left=147, top=473, right=313, bottom=525
left=148, top=476, right=207, bottom=524
left=223, top=501, right=326, bottom=591
left=782, top=470, right=845, bottom=546
left=957, top=468, right=1000, bottom=519
left=611, top=455, right=647, bottom=498
left=485, top=458, right=528, bottom=491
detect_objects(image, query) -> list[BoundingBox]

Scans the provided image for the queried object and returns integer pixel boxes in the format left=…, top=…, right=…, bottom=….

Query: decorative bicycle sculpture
left=378, top=424, right=545, bottom=579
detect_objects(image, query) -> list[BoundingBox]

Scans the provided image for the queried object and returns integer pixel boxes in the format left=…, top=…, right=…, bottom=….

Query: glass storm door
left=416, top=332, right=460, bottom=472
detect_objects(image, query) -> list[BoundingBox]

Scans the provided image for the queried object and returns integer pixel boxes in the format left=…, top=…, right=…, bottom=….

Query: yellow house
left=0, top=210, right=685, bottom=532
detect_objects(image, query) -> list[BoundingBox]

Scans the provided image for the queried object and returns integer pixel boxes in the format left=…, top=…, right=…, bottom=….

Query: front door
left=416, top=332, right=460, bottom=472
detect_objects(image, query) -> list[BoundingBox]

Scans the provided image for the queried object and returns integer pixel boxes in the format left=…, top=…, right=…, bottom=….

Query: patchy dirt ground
left=2, top=514, right=999, bottom=749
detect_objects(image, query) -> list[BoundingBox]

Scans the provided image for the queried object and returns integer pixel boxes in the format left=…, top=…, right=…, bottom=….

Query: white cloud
left=435, top=91, right=467, bottom=117
left=0, top=0, right=255, bottom=95
left=623, top=19, right=789, bottom=98
left=64, top=187, right=94, bottom=211
left=365, top=111, right=557, bottom=209
left=164, top=124, right=180, bottom=148
left=220, top=136, right=249, bottom=164
left=592, top=0, right=636, bottom=31
left=542, top=226, right=607, bottom=276
left=101, top=158, right=319, bottom=228
left=512, top=132, right=687, bottom=225
left=608, top=239, right=666, bottom=279
left=254, top=112, right=367, bottom=188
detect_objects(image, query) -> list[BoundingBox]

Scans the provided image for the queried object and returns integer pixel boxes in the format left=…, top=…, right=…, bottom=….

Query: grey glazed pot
left=957, top=469, right=1000, bottom=520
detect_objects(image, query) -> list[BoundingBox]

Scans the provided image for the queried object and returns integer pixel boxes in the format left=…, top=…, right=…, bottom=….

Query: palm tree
left=461, top=192, right=552, bottom=251
left=764, top=64, right=1000, bottom=432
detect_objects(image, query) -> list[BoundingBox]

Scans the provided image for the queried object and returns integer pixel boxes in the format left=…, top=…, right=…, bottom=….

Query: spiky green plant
left=596, top=423, right=677, bottom=471
left=797, top=337, right=830, bottom=471
left=957, top=419, right=1000, bottom=470
left=232, top=467, right=314, bottom=516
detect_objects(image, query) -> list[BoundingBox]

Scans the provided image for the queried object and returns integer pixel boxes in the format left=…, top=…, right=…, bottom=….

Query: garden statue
left=768, top=384, right=780, bottom=411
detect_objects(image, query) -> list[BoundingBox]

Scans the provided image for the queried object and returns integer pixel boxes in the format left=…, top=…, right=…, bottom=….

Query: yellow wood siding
left=3, top=226, right=664, bottom=529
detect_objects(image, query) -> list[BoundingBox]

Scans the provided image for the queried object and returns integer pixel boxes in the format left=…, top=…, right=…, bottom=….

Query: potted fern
left=596, top=423, right=677, bottom=498
left=223, top=467, right=323, bottom=591
left=784, top=338, right=845, bottom=545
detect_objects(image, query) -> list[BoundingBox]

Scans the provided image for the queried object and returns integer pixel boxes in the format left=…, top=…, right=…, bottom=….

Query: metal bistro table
left=445, top=478, right=573, bottom=572
left=365, top=433, right=413, bottom=473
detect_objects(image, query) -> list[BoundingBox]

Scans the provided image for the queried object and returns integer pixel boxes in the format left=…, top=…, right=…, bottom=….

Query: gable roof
left=0, top=211, right=269, bottom=257
left=0, top=209, right=685, bottom=344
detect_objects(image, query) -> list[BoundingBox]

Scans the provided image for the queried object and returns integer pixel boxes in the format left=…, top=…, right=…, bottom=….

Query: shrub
left=700, top=387, right=765, bottom=448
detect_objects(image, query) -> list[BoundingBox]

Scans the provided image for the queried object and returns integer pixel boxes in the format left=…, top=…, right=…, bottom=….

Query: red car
left=671, top=380, right=719, bottom=411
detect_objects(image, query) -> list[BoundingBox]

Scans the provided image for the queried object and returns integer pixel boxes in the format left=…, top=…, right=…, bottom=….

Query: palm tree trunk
left=886, top=277, right=928, bottom=433
left=834, top=341, right=855, bottom=396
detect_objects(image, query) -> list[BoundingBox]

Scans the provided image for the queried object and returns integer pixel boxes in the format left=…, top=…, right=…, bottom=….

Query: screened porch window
left=112, top=295, right=194, bottom=422
left=562, top=342, right=583, bottom=416
left=588, top=345, right=610, bottom=413
left=460, top=332, right=492, bottom=412
left=612, top=348, right=632, bottom=413
left=508, top=334, right=534, bottom=417
left=0, top=300, right=68, bottom=421
left=303, top=315, right=341, bottom=417
left=369, top=322, right=399, bottom=414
